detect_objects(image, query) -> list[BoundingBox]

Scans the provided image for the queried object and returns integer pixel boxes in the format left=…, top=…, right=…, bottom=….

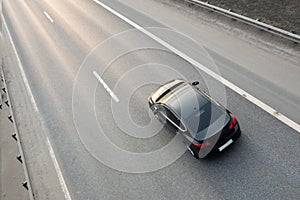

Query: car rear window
left=185, top=101, right=224, bottom=131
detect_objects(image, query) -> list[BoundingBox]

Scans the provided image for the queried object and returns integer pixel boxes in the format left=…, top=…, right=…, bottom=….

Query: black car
left=148, top=79, right=241, bottom=158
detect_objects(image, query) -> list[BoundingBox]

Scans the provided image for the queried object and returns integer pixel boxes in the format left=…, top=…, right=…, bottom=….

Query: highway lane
left=120, top=0, right=300, bottom=124
left=1, top=0, right=300, bottom=199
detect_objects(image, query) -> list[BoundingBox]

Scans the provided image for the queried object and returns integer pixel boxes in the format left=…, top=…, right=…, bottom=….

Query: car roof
left=155, top=80, right=229, bottom=140
left=158, top=80, right=209, bottom=119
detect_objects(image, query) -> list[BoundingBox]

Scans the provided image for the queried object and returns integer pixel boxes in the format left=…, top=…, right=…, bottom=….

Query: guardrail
left=184, top=0, right=300, bottom=43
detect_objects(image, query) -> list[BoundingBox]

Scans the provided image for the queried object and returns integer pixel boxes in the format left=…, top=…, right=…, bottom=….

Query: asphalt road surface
left=0, top=0, right=299, bottom=199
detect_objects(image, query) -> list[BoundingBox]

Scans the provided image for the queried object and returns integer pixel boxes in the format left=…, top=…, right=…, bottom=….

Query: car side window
left=165, top=108, right=180, bottom=126
left=164, top=106, right=187, bottom=132
left=153, top=104, right=187, bottom=132
left=153, top=104, right=167, bottom=123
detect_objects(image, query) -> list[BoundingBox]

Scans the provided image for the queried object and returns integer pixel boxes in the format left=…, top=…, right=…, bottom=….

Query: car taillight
left=229, top=113, right=237, bottom=129
left=192, top=141, right=212, bottom=148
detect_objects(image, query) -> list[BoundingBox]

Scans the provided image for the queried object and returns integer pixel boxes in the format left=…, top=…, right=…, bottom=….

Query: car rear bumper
left=197, top=123, right=241, bottom=158
left=214, top=123, right=241, bottom=153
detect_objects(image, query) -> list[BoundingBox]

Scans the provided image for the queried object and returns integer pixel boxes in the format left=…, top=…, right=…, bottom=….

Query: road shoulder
left=0, top=15, right=69, bottom=200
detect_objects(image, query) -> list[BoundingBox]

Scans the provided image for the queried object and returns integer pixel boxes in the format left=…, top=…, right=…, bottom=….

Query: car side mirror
left=192, top=81, right=199, bottom=86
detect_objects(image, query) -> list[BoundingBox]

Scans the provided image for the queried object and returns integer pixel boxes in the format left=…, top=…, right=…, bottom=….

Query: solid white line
left=2, top=14, right=39, bottom=112
left=92, top=0, right=300, bottom=133
left=46, top=137, right=72, bottom=200
left=93, top=71, right=119, bottom=102
left=44, top=11, right=54, bottom=23
left=3, top=14, right=71, bottom=200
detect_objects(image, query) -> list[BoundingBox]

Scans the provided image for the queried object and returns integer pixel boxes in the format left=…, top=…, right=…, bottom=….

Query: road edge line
left=46, top=137, right=72, bottom=200
left=2, top=14, right=38, bottom=112
left=2, top=13, right=72, bottom=200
